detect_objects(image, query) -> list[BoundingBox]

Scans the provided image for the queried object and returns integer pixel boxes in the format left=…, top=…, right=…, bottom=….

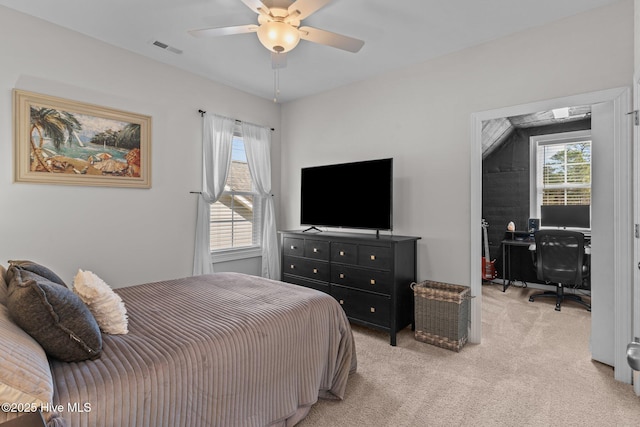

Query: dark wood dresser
left=279, top=230, right=420, bottom=346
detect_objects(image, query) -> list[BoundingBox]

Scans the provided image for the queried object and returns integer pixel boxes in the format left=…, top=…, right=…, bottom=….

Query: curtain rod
left=198, top=109, right=274, bottom=131
left=190, top=191, right=274, bottom=196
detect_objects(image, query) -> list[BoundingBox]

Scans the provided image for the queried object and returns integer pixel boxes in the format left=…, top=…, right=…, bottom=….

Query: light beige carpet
left=299, top=284, right=640, bottom=426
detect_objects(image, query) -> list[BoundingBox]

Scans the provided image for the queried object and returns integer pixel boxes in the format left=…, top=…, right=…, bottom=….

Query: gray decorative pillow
left=6, top=268, right=102, bottom=362
left=7, top=260, right=67, bottom=287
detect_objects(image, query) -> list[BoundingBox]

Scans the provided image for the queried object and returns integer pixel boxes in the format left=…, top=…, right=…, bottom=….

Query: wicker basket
left=412, top=280, right=471, bottom=352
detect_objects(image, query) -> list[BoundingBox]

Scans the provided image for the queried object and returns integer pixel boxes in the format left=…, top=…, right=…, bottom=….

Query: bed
left=0, top=267, right=357, bottom=427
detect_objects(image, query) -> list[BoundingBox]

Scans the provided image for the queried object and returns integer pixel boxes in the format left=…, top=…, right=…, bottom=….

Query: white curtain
left=242, top=122, right=280, bottom=280
left=192, top=114, right=236, bottom=276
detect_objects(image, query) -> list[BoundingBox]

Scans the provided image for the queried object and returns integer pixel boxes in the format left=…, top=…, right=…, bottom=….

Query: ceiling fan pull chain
left=273, top=67, right=280, bottom=103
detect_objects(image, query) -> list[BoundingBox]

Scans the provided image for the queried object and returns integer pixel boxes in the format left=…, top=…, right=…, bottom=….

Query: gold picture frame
left=13, top=89, right=151, bottom=188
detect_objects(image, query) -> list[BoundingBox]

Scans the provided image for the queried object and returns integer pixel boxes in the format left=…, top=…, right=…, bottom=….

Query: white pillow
left=73, top=269, right=128, bottom=335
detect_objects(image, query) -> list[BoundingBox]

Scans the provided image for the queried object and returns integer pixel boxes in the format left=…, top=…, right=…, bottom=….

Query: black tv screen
left=301, top=158, right=393, bottom=230
left=540, top=205, right=590, bottom=229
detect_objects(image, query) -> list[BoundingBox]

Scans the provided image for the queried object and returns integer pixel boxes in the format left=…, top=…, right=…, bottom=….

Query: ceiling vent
left=151, top=40, right=183, bottom=54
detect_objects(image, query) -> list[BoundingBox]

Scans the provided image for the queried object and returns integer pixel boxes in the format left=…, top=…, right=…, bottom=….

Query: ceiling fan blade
left=240, top=0, right=270, bottom=15
left=288, top=0, right=332, bottom=21
left=188, top=24, right=258, bottom=38
left=271, top=52, right=287, bottom=69
left=298, top=26, right=364, bottom=53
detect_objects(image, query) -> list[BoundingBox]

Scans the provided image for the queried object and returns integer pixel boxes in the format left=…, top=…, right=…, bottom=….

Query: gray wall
left=0, top=2, right=634, bottom=289
left=0, top=5, right=281, bottom=287
left=279, top=2, right=632, bottom=286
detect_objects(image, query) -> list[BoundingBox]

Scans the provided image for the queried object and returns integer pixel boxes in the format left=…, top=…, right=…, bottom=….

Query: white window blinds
left=210, top=136, right=262, bottom=251
left=538, top=140, right=591, bottom=206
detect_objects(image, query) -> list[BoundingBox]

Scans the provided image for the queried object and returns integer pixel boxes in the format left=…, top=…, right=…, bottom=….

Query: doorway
left=481, top=110, right=592, bottom=283
left=470, top=87, right=633, bottom=383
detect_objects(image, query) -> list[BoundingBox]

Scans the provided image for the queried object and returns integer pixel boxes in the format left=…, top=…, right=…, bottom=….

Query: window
left=530, top=130, right=592, bottom=228
left=210, top=135, right=262, bottom=254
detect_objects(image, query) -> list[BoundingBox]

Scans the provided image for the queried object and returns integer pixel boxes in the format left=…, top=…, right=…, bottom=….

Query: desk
left=501, top=238, right=535, bottom=292
left=501, top=236, right=591, bottom=292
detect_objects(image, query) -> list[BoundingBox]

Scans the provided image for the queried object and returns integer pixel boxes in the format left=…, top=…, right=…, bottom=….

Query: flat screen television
left=540, top=204, right=590, bottom=229
left=300, top=158, right=393, bottom=231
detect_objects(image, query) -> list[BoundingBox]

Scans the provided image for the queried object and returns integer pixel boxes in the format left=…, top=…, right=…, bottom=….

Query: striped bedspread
left=48, top=272, right=357, bottom=427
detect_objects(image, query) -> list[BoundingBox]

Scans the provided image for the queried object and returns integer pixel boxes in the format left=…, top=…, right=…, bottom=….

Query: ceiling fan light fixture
left=257, top=21, right=300, bottom=53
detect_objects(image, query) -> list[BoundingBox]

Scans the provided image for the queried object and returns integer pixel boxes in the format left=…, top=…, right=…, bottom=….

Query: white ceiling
left=0, top=0, right=621, bottom=103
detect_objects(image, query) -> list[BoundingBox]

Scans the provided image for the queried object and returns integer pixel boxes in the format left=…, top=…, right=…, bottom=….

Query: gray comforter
left=48, top=273, right=357, bottom=427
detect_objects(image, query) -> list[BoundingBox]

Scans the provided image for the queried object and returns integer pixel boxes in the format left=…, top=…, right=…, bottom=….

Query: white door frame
left=470, top=87, right=633, bottom=383
left=633, top=71, right=640, bottom=393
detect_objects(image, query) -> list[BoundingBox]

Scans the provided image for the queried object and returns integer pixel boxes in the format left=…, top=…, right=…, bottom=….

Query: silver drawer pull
left=313, top=248, right=318, bottom=253
left=290, top=245, right=296, bottom=250
left=339, top=299, right=344, bottom=305
left=339, top=273, right=345, bottom=279
left=313, top=268, right=318, bottom=274
left=370, top=255, right=376, bottom=260
left=339, top=251, right=345, bottom=256
left=290, top=264, right=295, bottom=269
left=370, top=307, right=376, bottom=313
left=370, top=279, right=376, bottom=285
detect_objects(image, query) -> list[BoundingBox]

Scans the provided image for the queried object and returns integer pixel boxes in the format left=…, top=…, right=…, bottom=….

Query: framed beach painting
left=13, top=89, right=151, bottom=188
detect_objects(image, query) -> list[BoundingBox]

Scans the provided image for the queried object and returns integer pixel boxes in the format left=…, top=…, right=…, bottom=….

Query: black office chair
left=529, top=230, right=591, bottom=312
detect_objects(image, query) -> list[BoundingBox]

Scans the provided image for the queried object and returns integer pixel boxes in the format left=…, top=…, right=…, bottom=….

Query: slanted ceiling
left=482, top=105, right=592, bottom=158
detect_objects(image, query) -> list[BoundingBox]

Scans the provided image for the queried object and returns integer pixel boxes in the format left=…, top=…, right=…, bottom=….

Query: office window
left=530, top=130, right=591, bottom=222
left=210, top=136, right=262, bottom=252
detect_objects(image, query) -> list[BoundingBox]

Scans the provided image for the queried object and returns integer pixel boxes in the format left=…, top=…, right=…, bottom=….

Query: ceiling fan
left=188, top=0, right=365, bottom=68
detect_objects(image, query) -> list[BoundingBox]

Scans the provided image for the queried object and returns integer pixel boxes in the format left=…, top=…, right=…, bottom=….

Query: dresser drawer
left=283, top=274, right=330, bottom=294
left=283, top=256, right=330, bottom=282
left=304, top=239, right=330, bottom=260
left=332, top=285, right=390, bottom=327
left=331, top=265, right=392, bottom=295
left=331, top=242, right=358, bottom=264
left=358, top=245, right=392, bottom=270
left=283, top=237, right=304, bottom=257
